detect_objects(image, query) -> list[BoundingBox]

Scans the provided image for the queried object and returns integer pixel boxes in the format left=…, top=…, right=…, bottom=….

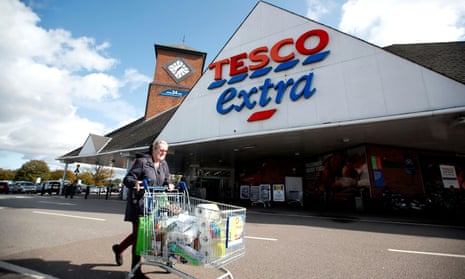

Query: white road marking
left=388, top=248, right=465, bottom=258
left=38, top=201, right=75, bottom=206
left=33, top=210, right=106, bottom=221
left=245, top=236, right=278, bottom=241
left=0, top=195, right=32, bottom=199
left=0, top=260, right=60, bottom=279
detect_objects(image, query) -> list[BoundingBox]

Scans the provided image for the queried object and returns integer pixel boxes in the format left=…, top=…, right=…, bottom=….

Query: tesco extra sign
left=208, top=29, right=330, bottom=122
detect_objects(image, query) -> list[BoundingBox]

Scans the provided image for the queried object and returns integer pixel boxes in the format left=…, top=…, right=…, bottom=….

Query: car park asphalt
left=0, top=193, right=463, bottom=279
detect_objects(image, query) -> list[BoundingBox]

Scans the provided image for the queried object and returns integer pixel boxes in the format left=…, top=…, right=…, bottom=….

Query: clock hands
left=165, top=58, right=192, bottom=81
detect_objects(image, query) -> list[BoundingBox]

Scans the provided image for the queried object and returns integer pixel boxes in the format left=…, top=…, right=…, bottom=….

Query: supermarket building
left=59, top=2, right=465, bottom=210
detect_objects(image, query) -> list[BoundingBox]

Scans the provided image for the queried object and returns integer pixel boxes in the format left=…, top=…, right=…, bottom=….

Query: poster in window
left=373, top=170, right=384, bottom=187
left=240, top=185, right=250, bottom=199
left=260, top=184, right=271, bottom=201
left=272, top=184, right=285, bottom=201
left=439, top=164, right=459, bottom=189
left=250, top=185, right=260, bottom=201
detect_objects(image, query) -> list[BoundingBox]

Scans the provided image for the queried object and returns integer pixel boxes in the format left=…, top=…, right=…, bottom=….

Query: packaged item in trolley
left=168, top=242, right=205, bottom=266
left=195, top=203, right=226, bottom=258
left=130, top=187, right=246, bottom=279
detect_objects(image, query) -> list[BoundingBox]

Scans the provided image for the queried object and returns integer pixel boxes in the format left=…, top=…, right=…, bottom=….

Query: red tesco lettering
left=208, top=29, right=329, bottom=80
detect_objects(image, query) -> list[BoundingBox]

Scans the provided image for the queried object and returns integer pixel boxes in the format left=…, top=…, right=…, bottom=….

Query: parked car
left=88, top=185, right=98, bottom=193
left=42, top=180, right=69, bottom=195
left=35, top=183, right=43, bottom=193
left=88, top=185, right=105, bottom=194
left=0, top=180, right=14, bottom=194
left=8, top=182, right=14, bottom=193
left=110, top=185, right=121, bottom=193
left=14, top=181, right=37, bottom=193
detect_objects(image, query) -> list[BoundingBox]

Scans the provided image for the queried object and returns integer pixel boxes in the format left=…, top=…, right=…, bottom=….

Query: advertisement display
left=439, top=165, right=460, bottom=189
left=272, top=184, right=285, bottom=202
left=226, top=214, right=245, bottom=248
left=259, top=184, right=271, bottom=202
left=285, top=176, right=303, bottom=205
left=240, top=185, right=250, bottom=200
left=250, top=185, right=260, bottom=202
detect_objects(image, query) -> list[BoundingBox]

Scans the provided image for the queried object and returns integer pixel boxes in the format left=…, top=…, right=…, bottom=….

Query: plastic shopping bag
left=136, top=216, right=151, bottom=256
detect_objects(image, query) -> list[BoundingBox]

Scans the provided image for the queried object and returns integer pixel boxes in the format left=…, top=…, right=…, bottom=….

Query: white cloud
left=0, top=0, right=150, bottom=169
left=339, top=0, right=465, bottom=46
left=306, top=0, right=341, bottom=21
left=72, top=73, right=121, bottom=100
left=123, top=68, right=152, bottom=93
left=48, top=30, right=118, bottom=72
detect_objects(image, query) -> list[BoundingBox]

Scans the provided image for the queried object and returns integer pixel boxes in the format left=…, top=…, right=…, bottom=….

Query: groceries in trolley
left=137, top=189, right=246, bottom=271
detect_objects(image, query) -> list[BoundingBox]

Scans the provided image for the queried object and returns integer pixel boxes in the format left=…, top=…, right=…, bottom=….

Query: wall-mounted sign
left=159, top=89, right=188, bottom=98
left=207, top=29, right=331, bottom=122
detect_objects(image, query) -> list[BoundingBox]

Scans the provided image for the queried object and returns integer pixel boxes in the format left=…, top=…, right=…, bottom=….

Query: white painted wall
left=159, top=2, right=465, bottom=145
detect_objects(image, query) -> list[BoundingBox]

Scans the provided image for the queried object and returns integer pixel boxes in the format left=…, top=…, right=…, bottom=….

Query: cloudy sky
left=0, top=0, right=464, bottom=172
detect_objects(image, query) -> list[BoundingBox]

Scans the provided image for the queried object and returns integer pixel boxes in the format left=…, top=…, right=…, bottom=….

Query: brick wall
left=145, top=46, right=205, bottom=119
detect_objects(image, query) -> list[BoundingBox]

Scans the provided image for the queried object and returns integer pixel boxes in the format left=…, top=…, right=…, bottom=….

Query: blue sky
left=0, top=0, right=464, bottom=174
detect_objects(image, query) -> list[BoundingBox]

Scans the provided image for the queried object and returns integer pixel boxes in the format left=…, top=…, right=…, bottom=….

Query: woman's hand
left=135, top=181, right=142, bottom=191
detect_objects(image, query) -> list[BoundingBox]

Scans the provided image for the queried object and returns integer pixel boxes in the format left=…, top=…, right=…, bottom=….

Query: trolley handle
left=142, top=178, right=150, bottom=190
left=149, top=186, right=169, bottom=191
left=144, top=178, right=175, bottom=192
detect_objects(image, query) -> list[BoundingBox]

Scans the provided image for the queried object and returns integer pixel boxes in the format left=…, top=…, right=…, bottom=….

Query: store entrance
left=202, top=177, right=221, bottom=201
left=194, top=168, right=233, bottom=202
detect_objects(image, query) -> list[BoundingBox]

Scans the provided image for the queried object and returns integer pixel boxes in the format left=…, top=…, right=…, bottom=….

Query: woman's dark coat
left=123, top=152, right=170, bottom=222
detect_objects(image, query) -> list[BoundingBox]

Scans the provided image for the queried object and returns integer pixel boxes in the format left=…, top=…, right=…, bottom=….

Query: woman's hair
left=149, top=139, right=168, bottom=153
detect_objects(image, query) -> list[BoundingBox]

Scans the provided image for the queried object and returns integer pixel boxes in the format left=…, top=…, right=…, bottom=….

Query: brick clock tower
left=145, top=44, right=206, bottom=120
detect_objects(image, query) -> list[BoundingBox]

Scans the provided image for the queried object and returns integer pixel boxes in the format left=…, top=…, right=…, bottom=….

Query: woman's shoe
left=132, top=270, right=150, bottom=279
left=112, top=244, right=123, bottom=266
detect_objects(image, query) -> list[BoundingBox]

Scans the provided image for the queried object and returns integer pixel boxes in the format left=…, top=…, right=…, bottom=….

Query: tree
left=112, top=178, right=122, bottom=186
left=15, top=160, right=50, bottom=182
left=78, top=171, right=95, bottom=185
left=49, top=170, right=74, bottom=181
left=0, top=168, right=16, bottom=180
left=92, top=165, right=112, bottom=186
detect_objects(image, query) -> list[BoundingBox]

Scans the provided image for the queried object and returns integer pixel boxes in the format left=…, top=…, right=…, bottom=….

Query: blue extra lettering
left=216, top=88, right=237, bottom=114
left=274, top=78, right=295, bottom=104
left=258, top=78, right=274, bottom=107
left=237, top=87, right=258, bottom=111
left=290, top=72, right=315, bottom=101
left=216, top=72, right=316, bottom=115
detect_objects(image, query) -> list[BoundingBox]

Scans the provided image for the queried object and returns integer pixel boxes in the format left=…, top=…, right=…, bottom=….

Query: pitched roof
left=78, top=134, right=111, bottom=156
left=384, top=41, right=465, bottom=84
left=60, top=107, right=177, bottom=159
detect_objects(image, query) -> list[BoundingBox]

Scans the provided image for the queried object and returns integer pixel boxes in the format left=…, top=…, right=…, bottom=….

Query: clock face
left=164, top=58, right=193, bottom=82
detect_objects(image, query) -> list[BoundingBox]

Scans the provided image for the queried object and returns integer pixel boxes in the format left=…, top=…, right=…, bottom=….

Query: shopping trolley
left=128, top=184, right=246, bottom=279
